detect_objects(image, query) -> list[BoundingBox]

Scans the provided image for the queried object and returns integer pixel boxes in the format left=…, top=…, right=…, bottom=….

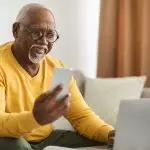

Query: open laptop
left=113, top=99, right=150, bottom=150
left=45, top=99, right=150, bottom=150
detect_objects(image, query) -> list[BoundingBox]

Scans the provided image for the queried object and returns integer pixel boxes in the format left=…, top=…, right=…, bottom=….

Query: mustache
left=30, top=44, right=48, bottom=53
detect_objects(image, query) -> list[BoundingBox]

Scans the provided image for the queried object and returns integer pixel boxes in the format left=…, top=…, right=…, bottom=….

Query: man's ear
left=12, top=22, right=20, bottom=38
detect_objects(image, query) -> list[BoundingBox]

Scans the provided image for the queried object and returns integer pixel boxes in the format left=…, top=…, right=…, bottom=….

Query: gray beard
left=28, top=44, right=48, bottom=64
left=28, top=51, right=45, bottom=64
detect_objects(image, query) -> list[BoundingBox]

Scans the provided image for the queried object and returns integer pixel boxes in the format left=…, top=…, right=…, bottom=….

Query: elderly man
left=0, top=3, right=114, bottom=150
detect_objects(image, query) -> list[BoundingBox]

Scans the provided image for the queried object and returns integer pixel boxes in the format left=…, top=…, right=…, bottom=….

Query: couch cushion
left=84, top=76, right=146, bottom=126
left=72, top=70, right=85, bottom=96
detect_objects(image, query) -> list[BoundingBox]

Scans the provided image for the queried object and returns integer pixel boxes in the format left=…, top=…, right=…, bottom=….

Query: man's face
left=13, top=9, right=57, bottom=64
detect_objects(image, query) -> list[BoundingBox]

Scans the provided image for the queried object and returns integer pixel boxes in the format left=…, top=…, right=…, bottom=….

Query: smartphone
left=51, top=67, right=73, bottom=100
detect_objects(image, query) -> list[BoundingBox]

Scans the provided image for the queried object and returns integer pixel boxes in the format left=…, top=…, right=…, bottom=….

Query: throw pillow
left=84, top=76, right=146, bottom=126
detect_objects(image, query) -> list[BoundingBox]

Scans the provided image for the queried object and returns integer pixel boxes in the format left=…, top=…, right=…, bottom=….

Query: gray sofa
left=72, top=70, right=150, bottom=99
left=47, top=71, right=150, bottom=150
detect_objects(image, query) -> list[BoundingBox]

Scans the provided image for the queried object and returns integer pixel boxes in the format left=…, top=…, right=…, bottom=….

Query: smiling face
left=13, top=4, right=58, bottom=64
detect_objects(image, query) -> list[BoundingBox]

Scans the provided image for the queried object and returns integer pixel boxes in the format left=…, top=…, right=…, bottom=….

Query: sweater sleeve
left=65, top=78, right=114, bottom=142
left=50, top=58, right=114, bottom=142
left=0, top=71, right=41, bottom=138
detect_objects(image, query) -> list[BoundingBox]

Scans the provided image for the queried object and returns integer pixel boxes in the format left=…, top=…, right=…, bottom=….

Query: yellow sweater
left=0, top=42, right=113, bottom=142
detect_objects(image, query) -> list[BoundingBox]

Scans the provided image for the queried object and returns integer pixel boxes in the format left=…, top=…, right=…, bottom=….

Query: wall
left=0, top=0, right=100, bottom=78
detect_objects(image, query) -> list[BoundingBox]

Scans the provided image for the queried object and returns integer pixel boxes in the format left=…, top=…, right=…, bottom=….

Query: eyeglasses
left=23, top=25, right=59, bottom=43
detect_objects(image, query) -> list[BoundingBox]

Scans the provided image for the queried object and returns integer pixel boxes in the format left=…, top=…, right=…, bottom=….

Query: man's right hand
left=33, top=85, right=70, bottom=125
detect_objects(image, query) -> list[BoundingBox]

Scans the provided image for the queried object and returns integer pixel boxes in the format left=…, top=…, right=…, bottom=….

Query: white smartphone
left=51, top=67, right=73, bottom=100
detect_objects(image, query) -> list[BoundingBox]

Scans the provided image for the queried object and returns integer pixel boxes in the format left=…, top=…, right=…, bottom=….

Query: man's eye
left=32, top=31, right=41, bottom=39
left=47, top=32, right=54, bottom=39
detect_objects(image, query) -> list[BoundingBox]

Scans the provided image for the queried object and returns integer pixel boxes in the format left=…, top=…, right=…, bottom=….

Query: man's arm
left=0, top=70, right=70, bottom=138
left=0, top=72, right=40, bottom=138
left=65, top=78, right=114, bottom=142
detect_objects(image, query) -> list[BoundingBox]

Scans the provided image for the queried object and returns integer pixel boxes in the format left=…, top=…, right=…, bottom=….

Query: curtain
left=97, top=0, right=150, bottom=86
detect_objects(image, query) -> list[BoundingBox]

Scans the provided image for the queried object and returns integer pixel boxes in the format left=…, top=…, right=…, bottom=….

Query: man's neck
left=11, top=44, right=39, bottom=77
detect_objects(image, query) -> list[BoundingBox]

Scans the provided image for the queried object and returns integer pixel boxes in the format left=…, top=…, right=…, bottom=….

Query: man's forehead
left=16, top=4, right=55, bottom=27
left=29, top=22, right=55, bottom=31
left=24, top=9, right=55, bottom=26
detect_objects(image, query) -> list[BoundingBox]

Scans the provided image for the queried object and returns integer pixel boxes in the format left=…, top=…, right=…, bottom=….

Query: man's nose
left=37, top=36, right=48, bottom=45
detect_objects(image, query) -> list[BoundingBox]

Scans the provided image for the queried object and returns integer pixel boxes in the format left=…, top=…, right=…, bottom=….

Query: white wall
left=0, top=0, right=100, bottom=78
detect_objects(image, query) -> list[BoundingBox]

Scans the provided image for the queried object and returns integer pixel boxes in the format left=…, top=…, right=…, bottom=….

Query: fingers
left=56, top=93, right=71, bottom=107
left=35, top=84, right=63, bottom=104
left=51, top=84, right=63, bottom=97
left=47, top=98, right=71, bottom=123
left=34, top=85, right=71, bottom=125
left=45, top=84, right=63, bottom=100
left=48, top=94, right=71, bottom=115
left=59, top=93, right=71, bottom=101
left=41, top=84, right=63, bottom=103
left=58, top=94, right=71, bottom=109
left=109, top=130, right=115, bottom=138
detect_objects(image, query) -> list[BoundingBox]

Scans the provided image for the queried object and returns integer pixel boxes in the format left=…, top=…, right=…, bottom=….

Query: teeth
left=35, top=53, right=43, bottom=57
left=36, top=49, right=44, bottom=54
left=37, top=51, right=44, bottom=54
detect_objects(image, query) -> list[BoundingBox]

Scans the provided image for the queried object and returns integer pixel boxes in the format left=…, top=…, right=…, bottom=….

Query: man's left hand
left=108, top=130, right=115, bottom=147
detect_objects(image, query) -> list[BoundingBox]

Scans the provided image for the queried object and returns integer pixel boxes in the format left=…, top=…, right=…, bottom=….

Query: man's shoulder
left=0, top=41, right=13, bottom=68
left=45, top=55, right=65, bottom=68
left=0, top=41, right=13, bottom=52
left=0, top=41, right=12, bottom=58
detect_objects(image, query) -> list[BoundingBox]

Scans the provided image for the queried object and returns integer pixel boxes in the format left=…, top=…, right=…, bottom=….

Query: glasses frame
left=22, top=24, right=59, bottom=43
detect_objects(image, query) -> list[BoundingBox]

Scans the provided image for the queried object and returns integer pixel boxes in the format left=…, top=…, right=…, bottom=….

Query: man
left=0, top=3, right=114, bottom=150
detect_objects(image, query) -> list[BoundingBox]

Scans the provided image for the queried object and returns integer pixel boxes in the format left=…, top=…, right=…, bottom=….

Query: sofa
left=72, top=70, right=150, bottom=99
left=48, top=70, right=150, bottom=150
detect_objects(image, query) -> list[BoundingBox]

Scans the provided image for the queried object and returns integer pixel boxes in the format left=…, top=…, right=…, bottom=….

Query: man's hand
left=108, top=130, right=115, bottom=147
left=33, top=85, right=70, bottom=125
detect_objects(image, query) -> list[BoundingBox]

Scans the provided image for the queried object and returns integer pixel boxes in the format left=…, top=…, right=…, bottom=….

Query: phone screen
left=51, top=67, right=73, bottom=100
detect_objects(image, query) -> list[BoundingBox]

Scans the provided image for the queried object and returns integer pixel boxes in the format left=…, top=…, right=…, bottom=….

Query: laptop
left=113, top=99, right=150, bottom=150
